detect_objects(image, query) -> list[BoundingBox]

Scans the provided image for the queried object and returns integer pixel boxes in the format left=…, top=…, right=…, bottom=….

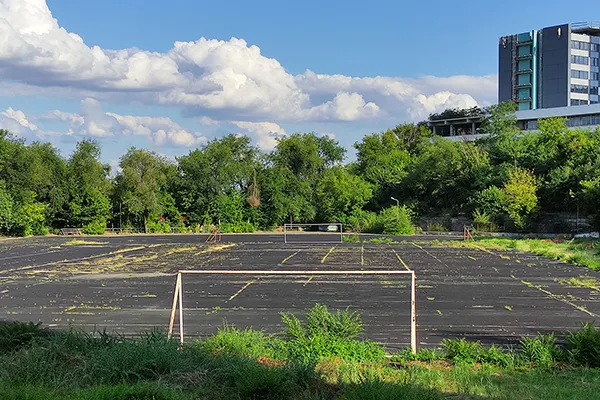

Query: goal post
left=284, top=223, right=343, bottom=244
left=167, top=269, right=417, bottom=353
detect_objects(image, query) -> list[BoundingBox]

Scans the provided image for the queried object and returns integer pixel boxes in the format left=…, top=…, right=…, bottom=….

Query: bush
left=441, top=338, right=484, bottom=364
left=518, top=333, right=563, bottom=369
left=0, top=321, right=52, bottom=353
left=82, top=220, right=106, bottom=235
left=426, top=223, right=448, bottom=232
left=281, top=304, right=385, bottom=364
left=220, top=221, right=255, bottom=233
left=566, top=323, right=600, bottom=367
left=346, top=209, right=377, bottom=233
left=376, top=206, right=414, bottom=235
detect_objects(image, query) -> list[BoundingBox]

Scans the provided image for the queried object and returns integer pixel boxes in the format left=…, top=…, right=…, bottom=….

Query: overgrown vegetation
left=475, top=237, right=600, bottom=271
left=2, top=103, right=600, bottom=237
left=1, top=310, right=600, bottom=399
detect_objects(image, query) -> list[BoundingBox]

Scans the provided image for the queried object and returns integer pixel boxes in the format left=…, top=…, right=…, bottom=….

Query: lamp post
left=390, top=197, right=399, bottom=208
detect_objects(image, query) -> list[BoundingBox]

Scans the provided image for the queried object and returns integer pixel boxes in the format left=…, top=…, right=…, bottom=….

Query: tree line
left=1, top=103, right=599, bottom=236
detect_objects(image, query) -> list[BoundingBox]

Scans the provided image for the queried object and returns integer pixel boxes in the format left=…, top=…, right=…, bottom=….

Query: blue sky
left=0, top=0, right=596, bottom=165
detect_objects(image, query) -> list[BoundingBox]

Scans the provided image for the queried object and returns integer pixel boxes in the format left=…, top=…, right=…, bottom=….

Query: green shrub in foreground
left=567, top=322, right=600, bottom=367
left=0, top=321, right=52, bottom=353
left=281, top=304, right=385, bottom=364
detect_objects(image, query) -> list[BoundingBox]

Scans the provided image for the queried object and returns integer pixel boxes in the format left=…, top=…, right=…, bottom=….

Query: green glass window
left=518, top=45, right=532, bottom=57
left=518, top=101, right=532, bottom=110
left=518, top=88, right=531, bottom=99
left=518, top=74, right=531, bottom=85
left=518, top=59, right=531, bottom=71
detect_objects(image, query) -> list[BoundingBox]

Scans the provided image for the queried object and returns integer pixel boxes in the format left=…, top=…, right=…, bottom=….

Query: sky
left=0, top=0, right=596, bottom=166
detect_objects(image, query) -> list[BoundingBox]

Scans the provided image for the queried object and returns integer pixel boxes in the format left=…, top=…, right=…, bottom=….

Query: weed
left=281, top=304, right=385, bottom=364
left=64, top=239, right=107, bottom=246
left=367, top=237, right=394, bottom=244
left=0, top=321, right=52, bottom=353
left=518, top=333, right=564, bottom=369
left=441, top=338, right=484, bottom=364
left=566, top=322, right=600, bottom=367
left=342, top=234, right=360, bottom=243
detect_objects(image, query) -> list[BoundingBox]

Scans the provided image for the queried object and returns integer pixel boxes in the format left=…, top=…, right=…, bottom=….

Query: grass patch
left=2, top=311, right=600, bottom=399
left=367, top=237, right=395, bottom=244
left=64, top=239, right=108, bottom=246
left=342, top=234, right=360, bottom=243
left=434, top=237, right=600, bottom=271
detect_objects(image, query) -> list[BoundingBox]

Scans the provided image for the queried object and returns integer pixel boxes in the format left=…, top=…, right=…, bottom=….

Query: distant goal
left=284, top=223, right=343, bottom=244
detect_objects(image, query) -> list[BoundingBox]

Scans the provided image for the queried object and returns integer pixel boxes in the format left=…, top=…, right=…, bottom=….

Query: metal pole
left=168, top=273, right=181, bottom=339
left=178, top=272, right=184, bottom=344
left=119, top=201, right=122, bottom=230
left=411, top=271, right=417, bottom=354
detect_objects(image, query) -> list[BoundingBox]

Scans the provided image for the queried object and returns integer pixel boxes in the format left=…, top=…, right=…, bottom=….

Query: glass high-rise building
left=499, top=22, right=600, bottom=110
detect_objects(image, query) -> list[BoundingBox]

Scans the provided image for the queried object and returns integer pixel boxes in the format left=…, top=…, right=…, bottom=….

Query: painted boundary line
left=168, top=269, right=417, bottom=353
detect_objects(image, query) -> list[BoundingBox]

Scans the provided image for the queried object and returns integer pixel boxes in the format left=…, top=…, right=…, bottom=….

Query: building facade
left=499, top=22, right=600, bottom=111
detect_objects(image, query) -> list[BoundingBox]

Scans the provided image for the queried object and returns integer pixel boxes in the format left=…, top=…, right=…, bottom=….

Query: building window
left=592, top=43, right=600, bottom=52
left=571, top=70, right=589, bottom=79
left=592, top=72, right=600, bottom=81
left=591, top=86, right=599, bottom=95
left=592, top=58, right=600, bottom=67
left=571, top=84, right=589, bottom=94
left=571, top=99, right=589, bottom=106
left=525, top=120, right=538, bottom=130
left=572, top=41, right=591, bottom=50
left=571, top=55, right=589, bottom=65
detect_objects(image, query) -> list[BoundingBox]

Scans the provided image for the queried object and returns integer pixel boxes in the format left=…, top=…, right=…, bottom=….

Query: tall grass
left=2, top=310, right=600, bottom=399
left=472, top=238, right=600, bottom=271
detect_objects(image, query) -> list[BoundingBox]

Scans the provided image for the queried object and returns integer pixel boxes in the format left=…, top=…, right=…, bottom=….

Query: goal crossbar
left=168, top=269, right=417, bottom=353
left=283, top=223, right=343, bottom=244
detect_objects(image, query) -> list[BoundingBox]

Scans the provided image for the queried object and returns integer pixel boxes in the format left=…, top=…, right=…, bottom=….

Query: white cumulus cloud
left=233, top=121, right=286, bottom=150
left=39, top=98, right=207, bottom=147
left=0, top=0, right=497, bottom=127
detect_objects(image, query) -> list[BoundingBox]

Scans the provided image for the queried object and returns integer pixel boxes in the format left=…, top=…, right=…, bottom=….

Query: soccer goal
left=167, top=269, right=417, bottom=353
left=284, top=223, right=343, bottom=244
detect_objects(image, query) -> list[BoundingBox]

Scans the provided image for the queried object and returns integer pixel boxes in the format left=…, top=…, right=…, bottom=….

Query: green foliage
left=81, top=220, right=106, bottom=235
left=12, top=200, right=48, bottom=236
left=566, top=323, right=600, bottom=367
left=502, top=168, right=538, bottom=230
left=116, top=148, right=172, bottom=233
left=66, top=141, right=111, bottom=227
left=518, top=333, right=563, bottom=369
left=426, top=223, right=448, bottom=232
left=281, top=304, right=385, bottom=364
left=0, top=322, right=51, bottom=353
left=345, top=209, right=377, bottom=233
left=2, top=109, right=600, bottom=236
left=376, top=206, right=414, bottom=235
left=316, top=166, right=373, bottom=224
left=441, top=338, right=485, bottom=364
left=471, top=186, right=505, bottom=224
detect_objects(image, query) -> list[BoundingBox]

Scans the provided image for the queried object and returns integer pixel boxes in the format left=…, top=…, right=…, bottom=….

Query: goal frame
left=168, top=269, right=417, bottom=353
left=283, top=223, right=343, bottom=244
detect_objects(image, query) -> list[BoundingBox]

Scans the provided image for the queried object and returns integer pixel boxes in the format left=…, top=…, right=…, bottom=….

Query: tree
left=481, top=102, right=524, bottom=167
left=265, top=133, right=346, bottom=225
left=66, top=140, right=111, bottom=228
left=502, top=168, right=538, bottom=230
left=315, top=166, right=373, bottom=224
left=117, top=148, right=171, bottom=233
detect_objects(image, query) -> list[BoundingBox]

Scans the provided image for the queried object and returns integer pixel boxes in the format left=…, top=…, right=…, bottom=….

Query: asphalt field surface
left=2, top=233, right=600, bottom=351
